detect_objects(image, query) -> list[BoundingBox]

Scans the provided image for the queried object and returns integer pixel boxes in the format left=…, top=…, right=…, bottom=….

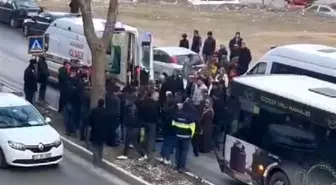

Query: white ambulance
left=246, top=44, right=336, bottom=84
left=44, top=17, right=154, bottom=85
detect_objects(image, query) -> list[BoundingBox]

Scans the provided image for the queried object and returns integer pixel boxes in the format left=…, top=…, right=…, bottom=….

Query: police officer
left=172, top=102, right=196, bottom=173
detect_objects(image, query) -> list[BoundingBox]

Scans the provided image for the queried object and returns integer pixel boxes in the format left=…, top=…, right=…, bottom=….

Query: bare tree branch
left=78, top=0, right=98, bottom=50
left=101, top=0, right=118, bottom=47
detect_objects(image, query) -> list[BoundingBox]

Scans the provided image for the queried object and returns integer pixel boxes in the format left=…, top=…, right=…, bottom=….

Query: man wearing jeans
left=171, top=103, right=196, bottom=173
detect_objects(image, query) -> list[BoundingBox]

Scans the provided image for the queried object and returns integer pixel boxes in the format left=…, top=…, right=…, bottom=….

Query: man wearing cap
left=24, top=59, right=38, bottom=103
left=37, top=56, right=49, bottom=102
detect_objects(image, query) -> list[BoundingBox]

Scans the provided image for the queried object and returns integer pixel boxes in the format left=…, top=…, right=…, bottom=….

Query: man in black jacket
left=191, top=30, right=202, bottom=54
left=37, top=56, right=49, bottom=102
left=24, top=59, right=38, bottom=103
left=202, top=31, right=216, bottom=64
left=137, top=91, right=160, bottom=161
left=238, top=42, right=252, bottom=75
left=63, top=67, right=81, bottom=136
left=89, top=99, right=108, bottom=166
left=229, top=32, right=243, bottom=52
left=58, top=61, right=70, bottom=112
left=105, top=84, right=121, bottom=147
left=79, top=81, right=90, bottom=142
left=117, top=93, right=140, bottom=160
left=179, top=33, right=189, bottom=49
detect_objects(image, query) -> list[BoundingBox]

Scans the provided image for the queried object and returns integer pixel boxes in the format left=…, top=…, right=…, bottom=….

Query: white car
left=0, top=93, right=63, bottom=168
left=153, top=46, right=204, bottom=77
left=305, top=4, right=336, bottom=17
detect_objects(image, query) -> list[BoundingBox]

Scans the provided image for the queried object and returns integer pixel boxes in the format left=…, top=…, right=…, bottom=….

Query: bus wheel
left=268, top=172, right=290, bottom=185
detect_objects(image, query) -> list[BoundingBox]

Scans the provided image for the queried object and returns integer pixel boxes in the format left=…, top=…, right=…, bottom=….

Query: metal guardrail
left=0, top=81, right=24, bottom=97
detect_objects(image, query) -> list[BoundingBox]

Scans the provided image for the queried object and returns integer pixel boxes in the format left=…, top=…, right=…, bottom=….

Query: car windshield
left=0, top=105, right=46, bottom=128
left=174, top=54, right=202, bottom=65
left=15, top=0, right=39, bottom=8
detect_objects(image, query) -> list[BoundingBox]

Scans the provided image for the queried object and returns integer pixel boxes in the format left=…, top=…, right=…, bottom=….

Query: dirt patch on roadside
left=39, top=1, right=336, bottom=60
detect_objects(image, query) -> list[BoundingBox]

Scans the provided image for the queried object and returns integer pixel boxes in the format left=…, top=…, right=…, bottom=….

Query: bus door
left=137, top=32, right=153, bottom=85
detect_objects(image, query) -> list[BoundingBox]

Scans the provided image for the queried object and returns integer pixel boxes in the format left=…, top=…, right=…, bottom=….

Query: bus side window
left=271, top=62, right=336, bottom=84
left=246, top=62, right=267, bottom=75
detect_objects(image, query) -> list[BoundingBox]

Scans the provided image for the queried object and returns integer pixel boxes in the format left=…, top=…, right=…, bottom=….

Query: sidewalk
left=155, top=143, right=239, bottom=185
left=37, top=105, right=203, bottom=185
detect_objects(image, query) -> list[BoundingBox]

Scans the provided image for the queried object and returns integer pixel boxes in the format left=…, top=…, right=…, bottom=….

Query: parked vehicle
left=23, top=11, right=80, bottom=36
left=305, top=3, right=336, bottom=17
left=0, top=80, right=63, bottom=168
left=0, top=0, right=41, bottom=28
left=246, top=44, right=336, bottom=84
left=153, top=46, right=204, bottom=77
left=44, top=17, right=154, bottom=86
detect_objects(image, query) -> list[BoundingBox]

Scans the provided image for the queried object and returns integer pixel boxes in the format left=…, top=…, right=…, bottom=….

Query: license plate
left=27, top=12, right=38, bottom=17
left=32, top=153, right=51, bottom=160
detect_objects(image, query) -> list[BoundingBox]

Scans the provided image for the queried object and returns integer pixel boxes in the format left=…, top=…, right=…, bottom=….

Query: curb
left=153, top=157, right=216, bottom=185
left=61, top=136, right=153, bottom=185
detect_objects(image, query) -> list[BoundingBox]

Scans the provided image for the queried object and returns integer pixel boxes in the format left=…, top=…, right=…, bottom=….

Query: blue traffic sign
left=28, top=36, right=45, bottom=55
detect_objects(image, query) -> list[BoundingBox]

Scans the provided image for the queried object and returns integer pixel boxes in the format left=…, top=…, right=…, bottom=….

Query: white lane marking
left=64, top=149, right=130, bottom=185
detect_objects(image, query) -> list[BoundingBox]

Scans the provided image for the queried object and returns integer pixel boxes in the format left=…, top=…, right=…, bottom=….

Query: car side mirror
left=45, top=117, right=51, bottom=123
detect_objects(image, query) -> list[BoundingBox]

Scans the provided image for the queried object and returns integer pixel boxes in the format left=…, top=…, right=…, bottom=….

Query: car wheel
left=268, top=172, right=290, bottom=185
left=23, top=25, right=30, bottom=36
left=9, top=18, right=17, bottom=28
left=0, top=148, right=8, bottom=169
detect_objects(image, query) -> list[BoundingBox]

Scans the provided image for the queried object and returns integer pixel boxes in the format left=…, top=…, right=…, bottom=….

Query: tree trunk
left=78, top=0, right=118, bottom=108
left=90, top=41, right=107, bottom=107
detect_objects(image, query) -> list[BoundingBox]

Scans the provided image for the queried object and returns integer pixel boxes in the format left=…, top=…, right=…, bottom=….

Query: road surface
left=0, top=23, right=240, bottom=185
left=0, top=149, right=129, bottom=185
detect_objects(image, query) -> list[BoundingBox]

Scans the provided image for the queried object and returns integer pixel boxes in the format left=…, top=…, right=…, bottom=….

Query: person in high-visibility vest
left=171, top=102, right=196, bottom=173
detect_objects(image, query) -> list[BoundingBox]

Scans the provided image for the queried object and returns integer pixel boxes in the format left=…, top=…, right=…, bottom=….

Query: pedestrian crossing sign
left=28, top=36, right=45, bottom=55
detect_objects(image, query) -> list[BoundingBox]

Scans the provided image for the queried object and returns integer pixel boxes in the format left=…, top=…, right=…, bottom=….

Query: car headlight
left=54, top=138, right=62, bottom=147
left=8, top=141, right=26, bottom=151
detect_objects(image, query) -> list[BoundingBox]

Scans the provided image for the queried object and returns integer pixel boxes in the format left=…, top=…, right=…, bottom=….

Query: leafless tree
left=78, top=0, right=118, bottom=107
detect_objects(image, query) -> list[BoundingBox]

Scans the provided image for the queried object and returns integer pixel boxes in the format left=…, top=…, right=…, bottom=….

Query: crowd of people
left=22, top=30, right=253, bottom=172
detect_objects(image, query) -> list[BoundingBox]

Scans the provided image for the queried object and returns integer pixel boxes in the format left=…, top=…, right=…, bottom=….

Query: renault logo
left=38, top=143, right=44, bottom=151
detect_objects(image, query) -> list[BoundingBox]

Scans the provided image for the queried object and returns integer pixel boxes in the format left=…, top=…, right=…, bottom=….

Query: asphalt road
left=0, top=24, right=130, bottom=185
left=0, top=150, right=129, bottom=185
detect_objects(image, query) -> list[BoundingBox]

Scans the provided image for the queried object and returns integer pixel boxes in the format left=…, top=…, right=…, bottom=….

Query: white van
left=246, top=44, right=336, bottom=84
left=44, top=17, right=154, bottom=85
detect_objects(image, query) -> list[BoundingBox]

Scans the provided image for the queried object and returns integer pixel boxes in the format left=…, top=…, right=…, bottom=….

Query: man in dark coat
left=179, top=33, right=189, bottom=49
left=160, top=70, right=184, bottom=105
left=117, top=93, right=141, bottom=160
left=105, top=84, right=121, bottom=147
left=229, top=44, right=241, bottom=62
left=202, top=31, right=216, bottom=64
left=191, top=30, right=202, bottom=54
left=137, top=91, right=160, bottom=161
left=63, top=67, right=81, bottom=136
left=79, top=82, right=90, bottom=142
left=229, top=32, right=243, bottom=52
left=89, top=99, right=108, bottom=166
left=58, top=61, right=70, bottom=112
left=69, top=0, right=79, bottom=13
left=37, top=56, right=49, bottom=102
left=237, top=42, right=252, bottom=75
left=24, top=59, right=38, bottom=103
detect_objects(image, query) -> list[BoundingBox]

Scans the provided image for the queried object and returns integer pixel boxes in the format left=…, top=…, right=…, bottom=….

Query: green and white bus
left=216, top=74, right=336, bottom=185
